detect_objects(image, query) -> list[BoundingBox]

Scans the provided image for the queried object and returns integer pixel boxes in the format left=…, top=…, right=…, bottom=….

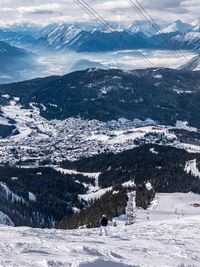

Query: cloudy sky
left=0, top=0, right=199, bottom=27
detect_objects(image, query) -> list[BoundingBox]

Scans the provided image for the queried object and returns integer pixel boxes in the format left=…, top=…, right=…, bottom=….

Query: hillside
left=0, top=41, right=35, bottom=83
left=1, top=143, right=200, bottom=228
left=0, top=68, right=200, bottom=127
left=66, top=30, right=154, bottom=52
left=0, top=166, right=89, bottom=227
left=61, top=144, right=200, bottom=191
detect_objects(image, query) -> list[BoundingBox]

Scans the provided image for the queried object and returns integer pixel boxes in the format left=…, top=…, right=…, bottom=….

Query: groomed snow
left=78, top=187, right=112, bottom=202
left=0, top=193, right=200, bottom=267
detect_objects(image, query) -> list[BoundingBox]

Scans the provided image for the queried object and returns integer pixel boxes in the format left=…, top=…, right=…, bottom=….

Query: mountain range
left=0, top=19, right=199, bottom=85
left=0, top=20, right=200, bottom=53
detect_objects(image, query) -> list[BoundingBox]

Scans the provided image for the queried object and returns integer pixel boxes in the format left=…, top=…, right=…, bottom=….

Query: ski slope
left=0, top=193, right=200, bottom=267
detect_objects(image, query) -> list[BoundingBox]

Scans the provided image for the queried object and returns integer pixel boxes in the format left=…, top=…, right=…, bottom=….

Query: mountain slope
left=0, top=41, right=36, bottom=83
left=166, top=32, right=200, bottom=50
left=180, top=54, right=200, bottom=71
left=0, top=30, right=39, bottom=50
left=128, top=20, right=158, bottom=36
left=0, top=192, right=200, bottom=267
left=0, top=166, right=89, bottom=227
left=67, top=30, right=153, bottom=52
left=1, top=68, right=200, bottom=127
left=62, top=144, right=200, bottom=191
left=46, top=24, right=81, bottom=49
left=157, top=20, right=193, bottom=34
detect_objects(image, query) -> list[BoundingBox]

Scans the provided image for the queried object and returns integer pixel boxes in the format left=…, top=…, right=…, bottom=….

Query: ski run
left=0, top=192, right=200, bottom=267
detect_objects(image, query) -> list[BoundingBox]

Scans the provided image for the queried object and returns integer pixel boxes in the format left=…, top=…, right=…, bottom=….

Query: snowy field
left=0, top=193, right=200, bottom=267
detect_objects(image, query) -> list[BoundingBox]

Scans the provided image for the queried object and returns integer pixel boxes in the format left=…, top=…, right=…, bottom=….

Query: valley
left=0, top=68, right=200, bottom=228
left=0, top=68, right=200, bottom=166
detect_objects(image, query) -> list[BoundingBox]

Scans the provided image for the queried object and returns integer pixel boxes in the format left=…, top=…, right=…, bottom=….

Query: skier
left=99, top=215, right=109, bottom=236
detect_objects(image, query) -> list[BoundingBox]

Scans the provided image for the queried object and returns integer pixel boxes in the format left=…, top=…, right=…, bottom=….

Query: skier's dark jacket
left=101, top=217, right=108, bottom=227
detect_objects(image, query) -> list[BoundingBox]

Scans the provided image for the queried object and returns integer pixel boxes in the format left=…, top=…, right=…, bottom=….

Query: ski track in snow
left=0, top=193, right=200, bottom=267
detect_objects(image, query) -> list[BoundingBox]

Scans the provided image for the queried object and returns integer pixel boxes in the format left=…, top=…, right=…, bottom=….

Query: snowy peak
left=47, top=23, right=81, bottom=49
left=158, top=20, right=193, bottom=34
left=193, top=25, right=200, bottom=32
left=128, top=20, right=158, bottom=36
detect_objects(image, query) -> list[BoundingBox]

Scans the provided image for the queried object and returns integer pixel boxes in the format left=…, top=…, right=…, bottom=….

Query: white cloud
left=0, top=0, right=199, bottom=26
left=17, top=3, right=64, bottom=15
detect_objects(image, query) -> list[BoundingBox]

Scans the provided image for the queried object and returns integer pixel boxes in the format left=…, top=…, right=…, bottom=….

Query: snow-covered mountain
left=150, top=31, right=200, bottom=50
left=193, top=25, right=200, bottom=32
left=180, top=54, right=200, bottom=71
left=0, top=40, right=28, bottom=56
left=46, top=24, right=81, bottom=49
left=171, top=32, right=200, bottom=49
left=1, top=68, right=200, bottom=126
left=0, top=30, right=38, bottom=50
left=33, top=23, right=59, bottom=39
left=0, top=20, right=200, bottom=53
left=157, top=20, right=193, bottom=34
left=128, top=20, right=158, bottom=36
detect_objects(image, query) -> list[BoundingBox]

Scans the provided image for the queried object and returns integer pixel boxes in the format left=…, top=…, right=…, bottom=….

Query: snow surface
left=0, top=193, right=200, bottom=266
left=28, top=192, right=37, bottom=202
left=0, top=211, right=14, bottom=226
left=128, top=20, right=157, bottom=37
left=78, top=187, right=112, bottom=202
left=157, top=20, right=193, bottom=34
left=54, top=167, right=100, bottom=180
left=185, top=159, right=200, bottom=178
left=0, top=182, right=26, bottom=204
left=0, top=116, right=10, bottom=126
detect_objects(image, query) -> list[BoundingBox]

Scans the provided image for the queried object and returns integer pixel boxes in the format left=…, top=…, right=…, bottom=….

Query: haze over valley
left=0, top=20, right=200, bottom=83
